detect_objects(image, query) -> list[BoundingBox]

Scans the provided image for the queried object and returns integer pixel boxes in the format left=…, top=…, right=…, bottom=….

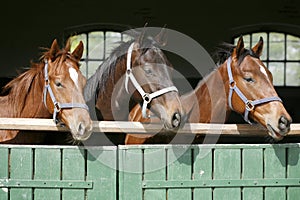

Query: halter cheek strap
left=227, top=56, right=282, bottom=124
left=43, top=60, right=89, bottom=123
left=124, top=43, right=178, bottom=118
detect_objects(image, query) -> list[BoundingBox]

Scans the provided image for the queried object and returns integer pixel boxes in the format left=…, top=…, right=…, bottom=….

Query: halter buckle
left=54, top=102, right=61, bottom=112
left=245, top=100, right=254, bottom=111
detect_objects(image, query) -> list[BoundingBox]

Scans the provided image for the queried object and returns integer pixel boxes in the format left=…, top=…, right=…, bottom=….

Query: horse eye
left=55, top=81, right=63, bottom=87
left=144, top=67, right=152, bottom=74
left=244, top=77, right=254, bottom=83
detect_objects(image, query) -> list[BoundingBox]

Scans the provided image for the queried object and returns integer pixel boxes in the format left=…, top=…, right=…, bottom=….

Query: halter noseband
left=227, top=56, right=282, bottom=124
left=124, top=42, right=178, bottom=118
left=43, top=60, right=89, bottom=123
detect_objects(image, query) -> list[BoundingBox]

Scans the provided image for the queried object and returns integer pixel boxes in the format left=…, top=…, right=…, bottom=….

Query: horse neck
left=185, top=63, right=231, bottom=123
left=0, top=64, right=50, bottom=118
left=95, top=57, right=130, bottom=120
left=21, top=73, right=50, bottom=118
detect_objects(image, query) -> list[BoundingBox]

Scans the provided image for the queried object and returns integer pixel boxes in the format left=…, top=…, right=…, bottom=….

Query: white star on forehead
left=259, top=64, right=269, bottom=80
left=69, top=67, right=79, bottom=88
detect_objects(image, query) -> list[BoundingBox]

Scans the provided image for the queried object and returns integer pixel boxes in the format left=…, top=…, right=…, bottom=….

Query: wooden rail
left=0, top=118, right=299, bottom=136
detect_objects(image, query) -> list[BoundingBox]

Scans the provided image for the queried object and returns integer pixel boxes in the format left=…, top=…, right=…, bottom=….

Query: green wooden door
left=0, top=145, right=117, bottom=200
left=118, top=143, right=300, bottom=200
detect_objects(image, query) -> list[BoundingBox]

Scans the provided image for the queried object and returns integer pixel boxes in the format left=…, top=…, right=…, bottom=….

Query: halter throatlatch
left=124, top=43, right=178, bottom=118
left=226, top=56, right=282, bottom=124
left=43, top=60, right=89, bottom=123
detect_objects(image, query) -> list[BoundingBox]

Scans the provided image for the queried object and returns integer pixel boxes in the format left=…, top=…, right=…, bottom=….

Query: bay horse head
left=87, top=28, right=184, bottom=131
left=225, top=36, right=292, bottom=140
left=42, top=39, right=93, bottom=141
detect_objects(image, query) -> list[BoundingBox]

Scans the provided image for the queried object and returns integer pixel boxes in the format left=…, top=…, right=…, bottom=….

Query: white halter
left=124, top=43, right=178, bottom=118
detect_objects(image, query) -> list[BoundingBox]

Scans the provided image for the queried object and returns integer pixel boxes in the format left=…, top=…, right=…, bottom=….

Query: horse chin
left=266, top=123, right=284, bottom=141
left=162, top=121, right=180, bottom=132
left=148, top=103, right=181, bottom=131
left=67, top=121, right=93, bottom=142
left=70, top=129, right=93, bottom=142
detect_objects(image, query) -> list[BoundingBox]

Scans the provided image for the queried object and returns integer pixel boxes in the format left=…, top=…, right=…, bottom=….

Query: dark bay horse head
left=0, top=39, right=93, bottom=142
left=84, top=28, right=184, bottom=131
left=220, top=36, right=292, bottom=140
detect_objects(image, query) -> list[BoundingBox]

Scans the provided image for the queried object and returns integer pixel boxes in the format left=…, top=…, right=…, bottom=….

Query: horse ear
left=154, top=25, right=168, bottom=46
left=71, top=41, right=84, bottom=61
left=136, top=23, right=148, bottom=45
left=252, top=36, right=264, bottom=57
left=64, top=38, right=71, bottom=52
left=49, top=39, right=60, bottom=60
left=235, top=36, right=245, bottom=58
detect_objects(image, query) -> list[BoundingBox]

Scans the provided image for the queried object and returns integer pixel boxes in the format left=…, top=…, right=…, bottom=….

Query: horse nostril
left=278, top=116, right=291, bottom=131
left=77, top=123, right=85, bottom=135
left=172, top=112, right=181, bottom=128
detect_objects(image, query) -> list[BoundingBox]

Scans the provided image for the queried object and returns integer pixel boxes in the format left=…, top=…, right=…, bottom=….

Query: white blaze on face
left=69, top=67, right=79, bottom=88
left=260, top=65, right=269, bottom=80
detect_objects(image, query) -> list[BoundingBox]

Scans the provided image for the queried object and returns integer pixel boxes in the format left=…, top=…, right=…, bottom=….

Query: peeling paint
left=1, top=188, right=8, bottom=193
left=199, top=170, right=205, bottom=176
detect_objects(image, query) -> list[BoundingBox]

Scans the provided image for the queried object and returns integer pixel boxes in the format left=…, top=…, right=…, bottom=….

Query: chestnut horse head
left=221, top=36, right=292, bottom=140
left=84, top=28, right=184, bottom=132
left=0, top=39, right=93, bottom=142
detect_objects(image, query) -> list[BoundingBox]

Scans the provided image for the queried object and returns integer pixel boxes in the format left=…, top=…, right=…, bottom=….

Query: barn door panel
left=0, top=147, right=9, bottom=200
left=264, top=147, right=286, bottom=200
left=193, top=146, right=213, bottom=200
left=287, top=146, right=300, bottom=199
left=167, top=146, right=192, bottom=200
left=242, top=148, right=263, bottom=200
left=10, top=148, right=33, bottom=200
left=143, top=148, right=166, bottom=200
left=86, top=146, right=117, bottom=200
left=62, top=148, right=86, bottom=200
left=34, top=148, right=61, bottom=200
left=213, top=148, right=241, bottom=200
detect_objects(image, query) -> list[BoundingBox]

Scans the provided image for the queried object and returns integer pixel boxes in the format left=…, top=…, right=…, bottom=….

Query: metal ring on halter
left=229, top=80, right=236, bottom=88
left=245, top=100, right=254, bottom=111
left=143, top=93, right=151, bottom=103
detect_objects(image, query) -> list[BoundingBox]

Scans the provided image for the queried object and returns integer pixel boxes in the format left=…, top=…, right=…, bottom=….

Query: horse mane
left=85, top=35, right=159, bottom=101
left=2, top=62, right=43, bottom=117
left=192, top=41, right=262, bottom=91
left=2, top=47, right=77, bottom=117
left=212, top=42, right=235, bottom=66
left=213, top=42, right=258, bottom=66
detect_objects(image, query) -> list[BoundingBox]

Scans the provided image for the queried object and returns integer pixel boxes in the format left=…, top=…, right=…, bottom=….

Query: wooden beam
left=0, top=118, right=298, bottom=136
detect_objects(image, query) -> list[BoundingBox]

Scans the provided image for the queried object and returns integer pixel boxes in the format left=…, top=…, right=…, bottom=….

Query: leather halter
left=124, top=42, right=178, bottom=118
left=43, top=60, right=89, bottom=123
left=227, top=56, right=282, bottom=124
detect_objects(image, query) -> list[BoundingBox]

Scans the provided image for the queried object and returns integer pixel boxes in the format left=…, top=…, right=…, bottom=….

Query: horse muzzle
left=266, top=115, right=292, bottom=141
